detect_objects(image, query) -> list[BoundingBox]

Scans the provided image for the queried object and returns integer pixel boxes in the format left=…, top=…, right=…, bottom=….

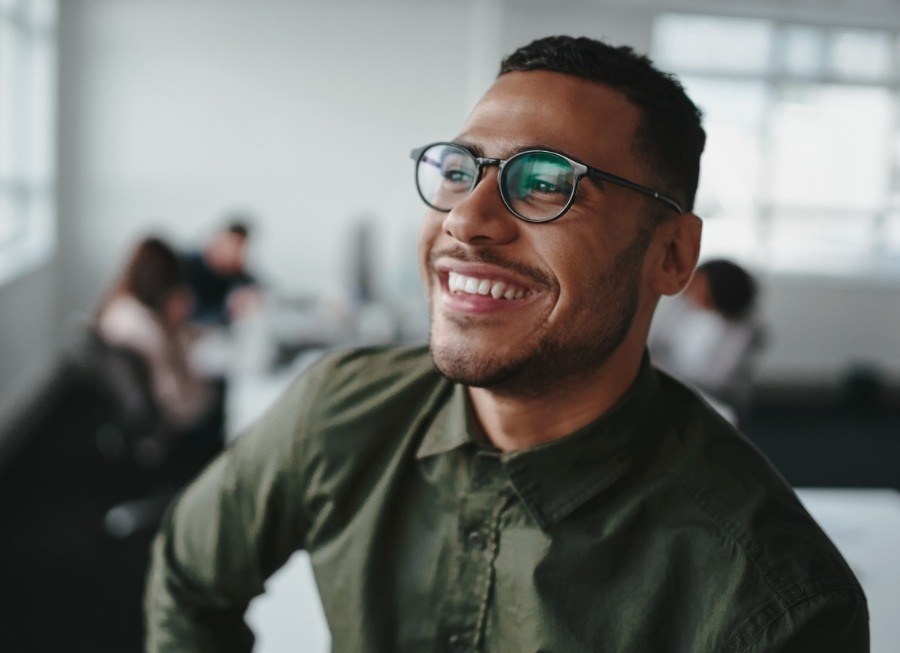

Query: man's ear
left=647, top=213, right=702, bottom=296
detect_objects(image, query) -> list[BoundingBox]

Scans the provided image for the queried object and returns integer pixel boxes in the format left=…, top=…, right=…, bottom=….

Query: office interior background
left=3, top=0, right=900, bottom=410
left=1, top=0, right=899, bottom=651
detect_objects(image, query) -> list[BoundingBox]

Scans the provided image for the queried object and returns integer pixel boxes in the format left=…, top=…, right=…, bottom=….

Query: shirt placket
left=443, top=449, right=513, bottom=653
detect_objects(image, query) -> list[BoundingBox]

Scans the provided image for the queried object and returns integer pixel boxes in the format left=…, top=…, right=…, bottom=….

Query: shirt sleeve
left=743, top=587, right=870, bottom=653
left=144, top=369, right=317, bottom=652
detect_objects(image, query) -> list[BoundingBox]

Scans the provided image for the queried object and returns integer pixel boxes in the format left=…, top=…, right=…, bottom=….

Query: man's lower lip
left=440, top=289, right=534, bottom=314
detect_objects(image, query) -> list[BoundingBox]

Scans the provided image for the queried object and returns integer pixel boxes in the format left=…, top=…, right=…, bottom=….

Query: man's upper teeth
left=448, top=272, right=526, bottom=299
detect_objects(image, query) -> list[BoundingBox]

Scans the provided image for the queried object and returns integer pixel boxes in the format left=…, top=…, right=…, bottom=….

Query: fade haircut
left=499, top=35, right=706, bottom=213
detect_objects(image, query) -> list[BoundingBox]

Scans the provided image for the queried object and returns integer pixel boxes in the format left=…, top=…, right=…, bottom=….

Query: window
left=653, top=14, right=900, bottom=277
left=0, top=0, right=56, bottom=284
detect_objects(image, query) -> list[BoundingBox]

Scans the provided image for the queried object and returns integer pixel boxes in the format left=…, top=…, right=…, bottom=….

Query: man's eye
left=443, top=168, right=474, bottom=184
left=525, top=177, right=570, bottom=195
left=533, top=179, right=560, bottom=193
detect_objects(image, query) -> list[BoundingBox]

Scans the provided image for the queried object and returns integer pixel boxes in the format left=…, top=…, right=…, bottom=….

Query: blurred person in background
left=182, top=218, right=261, bottom=327
left=649, top=258, right=762, bottom=412
left=97, top=237, right=218, bottom=447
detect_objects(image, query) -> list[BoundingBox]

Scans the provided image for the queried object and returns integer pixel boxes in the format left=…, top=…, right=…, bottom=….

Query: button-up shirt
left=146, top=346, right=868, bottom=652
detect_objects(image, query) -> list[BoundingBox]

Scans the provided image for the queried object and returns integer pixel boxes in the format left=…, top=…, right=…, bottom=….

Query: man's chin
left=428, top=342, right=520, bottom=389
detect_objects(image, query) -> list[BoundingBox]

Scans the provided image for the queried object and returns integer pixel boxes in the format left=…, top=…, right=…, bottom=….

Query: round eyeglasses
left=410, top=142, right=684, bottom=223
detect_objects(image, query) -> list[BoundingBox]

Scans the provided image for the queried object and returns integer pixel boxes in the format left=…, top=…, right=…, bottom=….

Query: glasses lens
left=502, top=152, right=576, bottom=222
left=416, top=144, right=478, bottom=212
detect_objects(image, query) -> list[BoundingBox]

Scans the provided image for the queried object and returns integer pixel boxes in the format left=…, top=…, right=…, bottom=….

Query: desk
left=246, top=551, right=330, bottom=652
left=230, top=372, right=900, bottom=652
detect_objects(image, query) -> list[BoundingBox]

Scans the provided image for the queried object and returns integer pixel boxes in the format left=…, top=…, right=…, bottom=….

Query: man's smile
left=432, top=259, right=545, bottom=316
left=447, top=271, right=529, bottom=300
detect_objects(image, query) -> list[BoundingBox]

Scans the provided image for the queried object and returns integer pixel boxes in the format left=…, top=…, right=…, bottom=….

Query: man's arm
left=145, top=371, right=314, bottom=652
left=743, top=587, right=869, bottom=653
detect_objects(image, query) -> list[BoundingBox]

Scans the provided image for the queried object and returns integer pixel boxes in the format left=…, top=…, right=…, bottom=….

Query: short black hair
left=220, top=211, right=254, bottom=239
left=226, top=221, right=250, bottom=239
left=698, top=259, right=758, bottom=321
left=499, top=36, right=705, bottom=213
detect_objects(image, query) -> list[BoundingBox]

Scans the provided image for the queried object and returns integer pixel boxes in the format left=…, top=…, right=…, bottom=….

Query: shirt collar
left=414, top=382, right=473, bottom=459
left=416, top=355, right=666, bottom=531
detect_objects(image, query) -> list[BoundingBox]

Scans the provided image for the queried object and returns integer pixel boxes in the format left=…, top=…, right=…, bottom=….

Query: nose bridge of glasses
left=473, top=156, right=503, bottom=185
left=448, top=157, right=520, bottom=225
left=441, top=161, right=521, bottom=243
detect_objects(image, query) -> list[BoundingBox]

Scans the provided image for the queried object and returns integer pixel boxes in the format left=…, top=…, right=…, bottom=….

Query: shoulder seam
left=681, top=475, right=788, bottom=597
left=731, top=584, right=866, bottom=652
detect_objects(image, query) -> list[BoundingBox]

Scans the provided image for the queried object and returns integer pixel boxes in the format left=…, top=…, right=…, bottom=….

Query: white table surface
left=796, top=487, right=900, bottom=653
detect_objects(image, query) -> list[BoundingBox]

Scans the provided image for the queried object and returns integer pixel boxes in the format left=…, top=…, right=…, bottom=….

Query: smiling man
left=146, top=36, right=868, bottom=652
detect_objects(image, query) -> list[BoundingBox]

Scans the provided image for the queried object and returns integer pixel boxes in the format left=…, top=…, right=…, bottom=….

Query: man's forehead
left=455, top=70, right=643, bottom=166
left=451, top=138, right=564, bottom=160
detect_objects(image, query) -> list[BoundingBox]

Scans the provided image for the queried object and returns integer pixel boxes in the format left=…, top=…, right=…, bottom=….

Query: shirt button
left=466, top=529, right=488, bottom=551
left=447, top=634, right=468, bottom=652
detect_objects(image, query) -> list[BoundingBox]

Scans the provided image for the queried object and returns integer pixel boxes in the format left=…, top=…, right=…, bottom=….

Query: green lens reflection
left=504, top=152, right=575, bottom=220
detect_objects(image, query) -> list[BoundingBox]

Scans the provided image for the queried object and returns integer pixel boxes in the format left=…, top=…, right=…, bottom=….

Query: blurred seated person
left=96, top=237, right=217, bottom=439
left=182, top=219, right=261, bottom=327
left=649, top=258, right=762, bottom=411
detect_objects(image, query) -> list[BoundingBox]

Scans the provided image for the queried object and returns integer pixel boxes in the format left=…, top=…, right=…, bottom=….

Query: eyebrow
left=451, top=139, right=567, bottom=160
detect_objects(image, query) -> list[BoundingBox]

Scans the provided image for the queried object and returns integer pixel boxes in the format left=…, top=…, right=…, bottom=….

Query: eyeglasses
left=410, top=141, right=684, bottom=223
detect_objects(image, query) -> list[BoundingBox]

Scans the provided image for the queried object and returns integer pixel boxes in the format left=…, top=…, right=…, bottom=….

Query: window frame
left=652, top=13, right=900, bottom=278
left=0, top=0, right=57, bottom=286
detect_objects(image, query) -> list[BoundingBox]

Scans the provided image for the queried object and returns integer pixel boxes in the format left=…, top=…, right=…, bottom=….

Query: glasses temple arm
left=587, top=168, right=684, bottom=214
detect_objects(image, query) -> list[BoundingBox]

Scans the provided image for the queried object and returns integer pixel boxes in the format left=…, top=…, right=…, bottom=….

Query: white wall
left=57, top=0, right=485, bottom=317
left=0, top=263, right=57, bottom=421
left=49, top=0, right=900, bottom=388
left=757, top=275, right=900, bottom=386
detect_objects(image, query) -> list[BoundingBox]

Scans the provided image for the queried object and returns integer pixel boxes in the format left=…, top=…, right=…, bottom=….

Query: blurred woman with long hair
left=96, top=237, right=214, bottom=431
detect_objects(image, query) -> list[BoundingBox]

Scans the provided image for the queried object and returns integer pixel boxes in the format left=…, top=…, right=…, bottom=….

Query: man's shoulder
left=279, top=344, right=448, bottom=443
left=657, top=373, right=851, bottom=563
left=273, top=345, right=450, bottom=544
left=305, top=343, right=441, bottom=395
left=651, top=373, right=865, bottom=645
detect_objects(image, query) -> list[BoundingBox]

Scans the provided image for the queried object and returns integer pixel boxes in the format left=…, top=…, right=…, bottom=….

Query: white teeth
left=447, top=271, right=527, bottom=300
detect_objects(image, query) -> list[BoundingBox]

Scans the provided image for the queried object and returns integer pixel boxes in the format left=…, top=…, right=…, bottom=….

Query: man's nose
left=441, top=169, right=519, bottom=246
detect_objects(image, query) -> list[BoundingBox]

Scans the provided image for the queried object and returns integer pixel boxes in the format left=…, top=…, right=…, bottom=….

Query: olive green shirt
left=146, top=346, right=868, bottom=652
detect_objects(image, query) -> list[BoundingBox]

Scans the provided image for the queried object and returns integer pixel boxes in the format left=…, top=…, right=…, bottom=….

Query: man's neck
left=467, top=345, right=644, bottom=453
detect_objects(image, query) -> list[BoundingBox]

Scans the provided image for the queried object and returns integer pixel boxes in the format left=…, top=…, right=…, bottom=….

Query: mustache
left=429, top=245, right=552, bottom=288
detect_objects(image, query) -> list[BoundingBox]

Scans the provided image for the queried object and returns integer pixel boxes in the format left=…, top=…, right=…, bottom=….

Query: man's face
left=418, top=70, right=662, bottom=395
left=208, top=232, right=247, bottom=274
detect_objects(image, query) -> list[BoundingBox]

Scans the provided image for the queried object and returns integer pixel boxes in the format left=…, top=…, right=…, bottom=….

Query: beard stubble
left=429, top=228, right=651, bottom=398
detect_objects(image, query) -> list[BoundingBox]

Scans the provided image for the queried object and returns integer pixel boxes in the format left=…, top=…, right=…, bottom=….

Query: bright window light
left=829, top=29, right=892, bottom=80
left=0, top=0, right=56, bottom=284
left=653, top=14, right=900, bottom=278
left=653, top=14, right=773, bottom=74
left=769, top=84, right=891, bottom=211
left=781, top=26, right=825, bottom=77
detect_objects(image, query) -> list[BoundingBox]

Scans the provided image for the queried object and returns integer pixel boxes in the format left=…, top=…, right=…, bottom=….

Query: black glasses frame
left=410, top=142, right=684, bottom=223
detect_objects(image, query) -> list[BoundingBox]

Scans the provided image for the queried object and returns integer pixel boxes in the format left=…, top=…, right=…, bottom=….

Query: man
left=182, top=220, right=260, bottom=326
left=146, top=36, right=867, bottom=651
